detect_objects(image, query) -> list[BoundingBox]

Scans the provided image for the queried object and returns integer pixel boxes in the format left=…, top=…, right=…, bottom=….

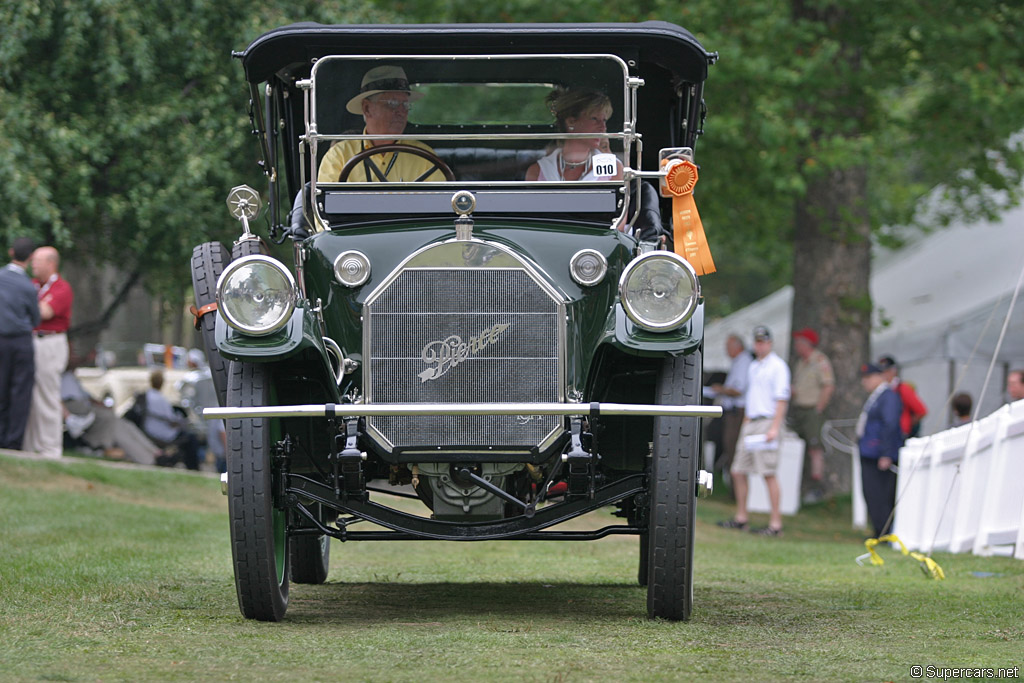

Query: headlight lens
left=569, top=249, right=608, bottom=286
left=619, top=251, right=700, bottom=331
left=217, top=255, right=297, bottom=336
left=334, top=250, right=371, bottom=287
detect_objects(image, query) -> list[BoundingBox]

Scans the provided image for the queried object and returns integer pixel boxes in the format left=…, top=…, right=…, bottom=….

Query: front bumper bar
left=204, top=402, right=723, bottom=420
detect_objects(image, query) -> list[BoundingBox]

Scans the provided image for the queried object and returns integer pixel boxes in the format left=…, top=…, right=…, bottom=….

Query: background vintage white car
left=75, top=343, right=198, bottom=417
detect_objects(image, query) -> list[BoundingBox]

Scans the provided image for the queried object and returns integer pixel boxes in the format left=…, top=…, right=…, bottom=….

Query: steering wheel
left=337, top=144, right=455, bottom=182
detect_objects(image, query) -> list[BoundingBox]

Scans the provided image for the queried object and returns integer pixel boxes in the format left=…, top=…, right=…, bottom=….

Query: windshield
left=308, top=55, right=631, bottom=186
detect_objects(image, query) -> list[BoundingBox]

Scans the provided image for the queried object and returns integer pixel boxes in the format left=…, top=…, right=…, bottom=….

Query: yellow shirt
left=317, top=135, right=446, bottom=183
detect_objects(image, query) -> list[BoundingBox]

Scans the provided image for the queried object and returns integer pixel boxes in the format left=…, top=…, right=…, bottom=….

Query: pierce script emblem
left=418, top=323, right=510, bottom=382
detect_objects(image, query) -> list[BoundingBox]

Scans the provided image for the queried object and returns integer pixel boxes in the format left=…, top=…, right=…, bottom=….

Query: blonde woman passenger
left=526, top=88, right=623, bottom=182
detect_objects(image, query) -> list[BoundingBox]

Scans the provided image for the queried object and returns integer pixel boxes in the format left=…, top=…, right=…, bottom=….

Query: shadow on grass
left=283, top=580, right=863, bottom=630
left=287, top=580, right=645, bottom=623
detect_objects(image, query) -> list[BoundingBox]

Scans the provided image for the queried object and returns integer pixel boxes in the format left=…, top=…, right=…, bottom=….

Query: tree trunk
left=788, top=0, right=874, bottom=499
left=791, top=166, right=872, bottom=497
left=64, top=260, right=160, bottom=365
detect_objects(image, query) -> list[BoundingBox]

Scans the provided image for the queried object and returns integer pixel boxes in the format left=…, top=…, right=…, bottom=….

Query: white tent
left=704, top=202, right=1024, bottom=436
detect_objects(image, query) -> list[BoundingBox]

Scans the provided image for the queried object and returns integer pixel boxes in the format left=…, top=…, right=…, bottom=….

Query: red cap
left=792, top=327, right=819, bottom=346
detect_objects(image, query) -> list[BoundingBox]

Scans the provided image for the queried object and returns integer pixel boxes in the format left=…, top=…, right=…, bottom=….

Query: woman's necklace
left=559, top=150, right=592, bottom=179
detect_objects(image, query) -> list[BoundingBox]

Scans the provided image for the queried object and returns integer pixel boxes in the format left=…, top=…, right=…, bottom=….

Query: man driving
left=317, top=65, right=448, bottom=183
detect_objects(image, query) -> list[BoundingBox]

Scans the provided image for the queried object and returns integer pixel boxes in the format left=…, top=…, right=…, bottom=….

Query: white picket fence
left=889, top=399, right=1024, bottom=558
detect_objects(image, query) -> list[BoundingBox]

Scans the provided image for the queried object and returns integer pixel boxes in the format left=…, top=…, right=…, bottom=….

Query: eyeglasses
left=371, top=98, right=413, bottom=112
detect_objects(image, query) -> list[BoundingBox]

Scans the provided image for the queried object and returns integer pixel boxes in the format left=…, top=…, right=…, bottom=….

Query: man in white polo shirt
left=718, top=325, right=791, bottom=536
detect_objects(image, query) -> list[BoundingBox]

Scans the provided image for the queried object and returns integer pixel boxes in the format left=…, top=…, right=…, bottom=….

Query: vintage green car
left=193, top=21, right=719, bottom=622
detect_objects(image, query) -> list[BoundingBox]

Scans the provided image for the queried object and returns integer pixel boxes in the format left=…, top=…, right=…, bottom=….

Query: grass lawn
left=1, top=451, right=1021, bottom=682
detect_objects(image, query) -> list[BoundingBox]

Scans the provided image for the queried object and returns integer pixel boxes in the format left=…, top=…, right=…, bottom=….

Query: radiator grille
left=367, top=267, right=562, bottom=449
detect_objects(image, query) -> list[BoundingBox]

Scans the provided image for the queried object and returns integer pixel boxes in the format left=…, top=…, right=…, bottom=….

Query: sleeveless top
left=535, top=149, right=603, bottom=181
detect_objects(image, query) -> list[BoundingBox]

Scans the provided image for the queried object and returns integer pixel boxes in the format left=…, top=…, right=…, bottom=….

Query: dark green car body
left=197, top=21, right=718, bottom=622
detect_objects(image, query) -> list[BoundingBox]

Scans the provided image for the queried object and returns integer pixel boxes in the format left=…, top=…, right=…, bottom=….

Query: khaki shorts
left=731, top=418, right=781, bottom=476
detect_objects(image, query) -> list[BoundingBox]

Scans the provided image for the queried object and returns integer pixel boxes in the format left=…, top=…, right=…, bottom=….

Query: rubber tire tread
left=232, top=237, right=268, bottom=260
left=227, top=361, right=289, bottom=621
left=290, top=511, right=330, bottom=584
left=190, top=242, right=230, bottom=407
left=646, top=351, right=700, bottom=621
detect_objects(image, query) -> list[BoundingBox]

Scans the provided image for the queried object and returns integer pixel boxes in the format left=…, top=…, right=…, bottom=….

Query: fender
left=215, top=303, right=324, bottom=363
left=599, top=300, right=704, bottom=357
left=216, top=305, right=340, bottom=401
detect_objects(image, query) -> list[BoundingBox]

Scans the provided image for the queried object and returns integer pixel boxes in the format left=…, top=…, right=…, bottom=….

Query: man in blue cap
left=857, top=361, right=903, bottom=538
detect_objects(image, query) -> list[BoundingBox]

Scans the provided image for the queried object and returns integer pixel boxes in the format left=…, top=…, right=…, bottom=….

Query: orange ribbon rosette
left=662, top=159, right=715, bottom=276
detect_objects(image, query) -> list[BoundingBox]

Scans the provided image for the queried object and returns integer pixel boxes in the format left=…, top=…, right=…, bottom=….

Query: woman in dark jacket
left=857, top=363, right=904, bottom=538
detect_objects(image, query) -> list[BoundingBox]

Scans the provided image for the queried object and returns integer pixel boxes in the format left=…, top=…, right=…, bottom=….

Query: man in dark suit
left=0, top=237, right=40, bottom=450
left=857, top=362, right=904, bottom=538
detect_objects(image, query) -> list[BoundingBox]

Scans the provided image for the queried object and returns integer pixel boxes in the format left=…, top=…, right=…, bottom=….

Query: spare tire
left=191, top=242, right=230, bottom=407
left=232, top=236, right=268, bottom=260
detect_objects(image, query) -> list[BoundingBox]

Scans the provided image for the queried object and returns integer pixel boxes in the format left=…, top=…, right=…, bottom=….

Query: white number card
left=592, top=153, right=618, bottom=178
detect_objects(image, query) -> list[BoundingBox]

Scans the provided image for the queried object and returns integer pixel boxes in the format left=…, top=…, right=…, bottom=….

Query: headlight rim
left=618, top=251, right=700, bottom=332
left=216, top=254, right=297, bottom=336
left=569, top=248, right=608, bottom=287
left=333, top=249, right=372, bottom=288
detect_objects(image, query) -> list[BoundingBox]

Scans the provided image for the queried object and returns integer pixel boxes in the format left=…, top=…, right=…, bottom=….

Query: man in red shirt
left=23, top=246, right=73, bottom=459
left=878, top=355, right=927, bottom=439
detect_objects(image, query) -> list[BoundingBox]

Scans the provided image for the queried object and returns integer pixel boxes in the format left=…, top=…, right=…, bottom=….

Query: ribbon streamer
left=662, top=159, right=715, bottom=276
left=860, top=534, right=945, bottom=580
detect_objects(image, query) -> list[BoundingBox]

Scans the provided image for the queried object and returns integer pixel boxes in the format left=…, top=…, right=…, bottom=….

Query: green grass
left=1, top=453, right=1021, bottom=682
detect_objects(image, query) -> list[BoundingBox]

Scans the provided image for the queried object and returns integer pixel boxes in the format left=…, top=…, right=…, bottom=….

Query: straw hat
left=345, top=65, right=423, bottom=115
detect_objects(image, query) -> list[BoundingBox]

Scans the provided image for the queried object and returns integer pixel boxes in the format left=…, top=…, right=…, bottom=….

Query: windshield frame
left=303, top=53, right=639, bottom=229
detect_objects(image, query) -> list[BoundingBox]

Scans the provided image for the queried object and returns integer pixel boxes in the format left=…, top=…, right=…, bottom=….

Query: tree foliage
left=0, top=0, right=393, bottom=303
left=689, top=1, right=1024, bottom=238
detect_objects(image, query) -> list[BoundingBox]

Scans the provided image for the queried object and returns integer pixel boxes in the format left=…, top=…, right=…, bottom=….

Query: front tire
left=227, top=361, right=289, bottom=621
left=646, top=351, right=701, bottom=620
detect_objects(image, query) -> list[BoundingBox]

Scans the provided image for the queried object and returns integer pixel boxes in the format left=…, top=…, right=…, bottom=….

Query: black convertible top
left=238, top=21, right=715, bottom=86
